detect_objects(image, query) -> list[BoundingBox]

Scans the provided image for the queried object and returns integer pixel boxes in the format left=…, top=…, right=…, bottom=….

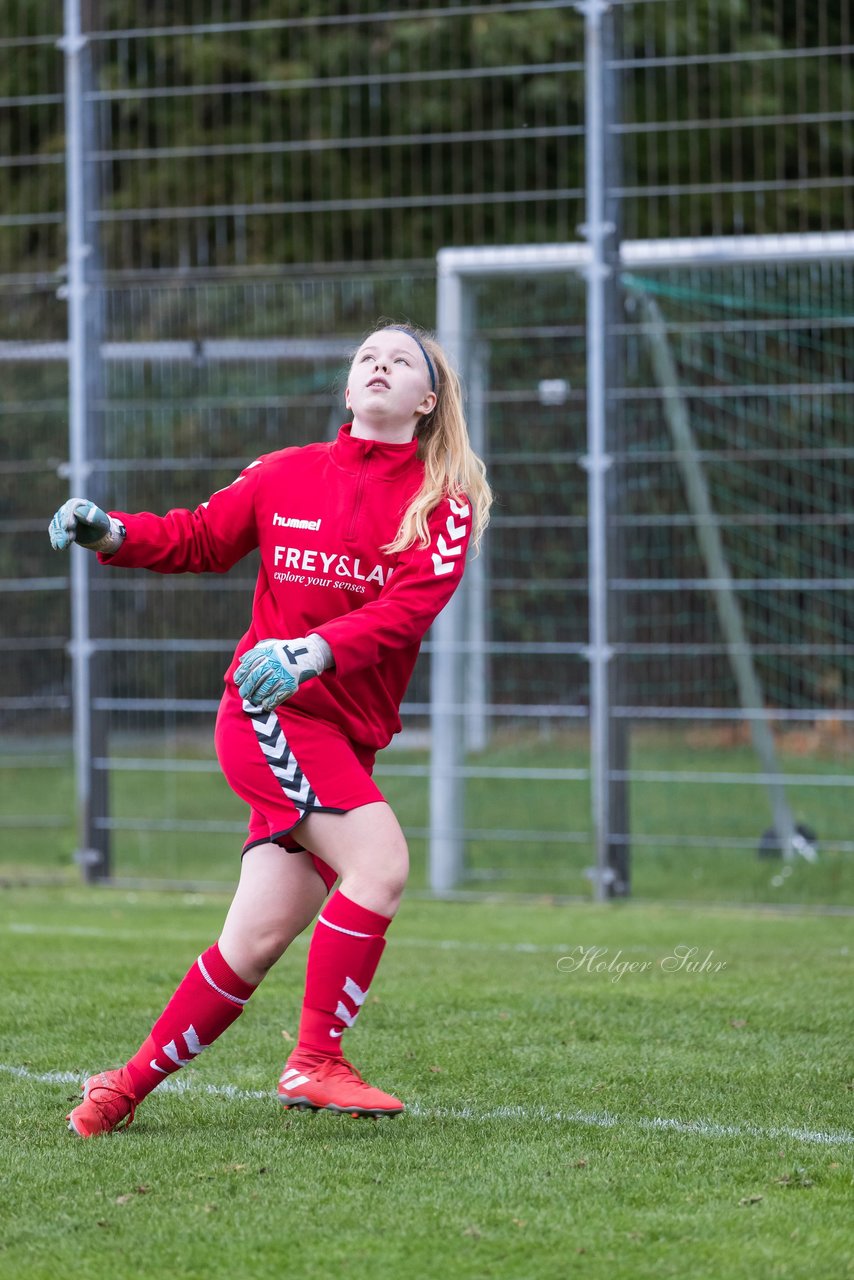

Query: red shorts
left=214, top=689, right=384, bottom=891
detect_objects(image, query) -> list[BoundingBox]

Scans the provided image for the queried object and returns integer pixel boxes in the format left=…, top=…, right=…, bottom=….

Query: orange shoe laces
left=322, top=1057, right=364, bottom=1084
left=87, top=1074, right=137, bottom=1129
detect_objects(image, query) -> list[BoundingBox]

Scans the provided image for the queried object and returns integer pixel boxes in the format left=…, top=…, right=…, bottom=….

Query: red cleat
left=278, top=1054, right=404, bottom=1118
left=67, top=1067, right=138, bottom=1137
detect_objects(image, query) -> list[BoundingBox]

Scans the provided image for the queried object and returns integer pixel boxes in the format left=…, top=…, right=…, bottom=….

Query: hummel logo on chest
left=273, top=513, right=322, bottom=530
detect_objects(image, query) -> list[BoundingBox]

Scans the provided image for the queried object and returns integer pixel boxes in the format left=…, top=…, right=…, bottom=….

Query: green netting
left=618, top=263, right=853, bottom=713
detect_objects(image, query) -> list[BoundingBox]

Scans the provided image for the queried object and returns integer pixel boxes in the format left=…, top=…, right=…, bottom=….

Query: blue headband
left=384, top=326, right=437, bottom=391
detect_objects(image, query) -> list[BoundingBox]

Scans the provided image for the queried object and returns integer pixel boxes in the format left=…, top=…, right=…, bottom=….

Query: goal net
left=431, top=238, right=854, bottom=896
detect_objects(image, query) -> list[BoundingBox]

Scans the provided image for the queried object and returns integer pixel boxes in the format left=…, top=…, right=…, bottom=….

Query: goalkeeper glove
left=49, top=498, right=125, bottom=554
left=234, top=634, right=334, bottom=711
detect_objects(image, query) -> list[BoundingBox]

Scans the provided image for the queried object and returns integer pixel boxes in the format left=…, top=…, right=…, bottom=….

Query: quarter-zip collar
left=330, top=423, right=420, bottom=480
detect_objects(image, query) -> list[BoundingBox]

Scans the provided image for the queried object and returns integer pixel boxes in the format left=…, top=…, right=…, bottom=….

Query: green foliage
left=2, top=1, right=849, bottom=276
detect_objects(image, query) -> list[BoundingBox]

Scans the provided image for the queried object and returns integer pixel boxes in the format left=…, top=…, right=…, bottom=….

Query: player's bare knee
left=245, top=923, right=292, bottom=974
left=341, top=841, right=409, bottom=916
left=388, top=852, right=410, bottom=905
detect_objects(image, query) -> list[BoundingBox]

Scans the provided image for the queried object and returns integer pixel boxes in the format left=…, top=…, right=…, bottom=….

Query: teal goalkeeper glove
left=48, top=498, right=125, bottom=554
left=234, top=635, right=334, bottom=711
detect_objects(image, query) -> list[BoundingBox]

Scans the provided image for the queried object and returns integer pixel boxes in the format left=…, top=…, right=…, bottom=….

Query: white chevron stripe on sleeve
left=432, top=553, right=455, bottom=576
left=436, top=534, right=462, bottom=558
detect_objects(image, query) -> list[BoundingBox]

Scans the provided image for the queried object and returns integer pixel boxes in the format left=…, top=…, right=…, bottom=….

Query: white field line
left=5, top=921, right=850, bottom=960
left=1, top=921, right=580, bottom=954
left=2, top=1062, right=852, bottom=1149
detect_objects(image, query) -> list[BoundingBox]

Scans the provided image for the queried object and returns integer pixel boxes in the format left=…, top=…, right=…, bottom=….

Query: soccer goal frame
left=429, top=230, right=854, bottom=899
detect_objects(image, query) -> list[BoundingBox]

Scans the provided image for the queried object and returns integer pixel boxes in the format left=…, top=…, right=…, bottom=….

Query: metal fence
left=1, top=0, right=851, bottom=902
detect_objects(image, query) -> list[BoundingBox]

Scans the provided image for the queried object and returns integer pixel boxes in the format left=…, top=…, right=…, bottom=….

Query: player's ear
left=344, top=384, right=352, bottom=409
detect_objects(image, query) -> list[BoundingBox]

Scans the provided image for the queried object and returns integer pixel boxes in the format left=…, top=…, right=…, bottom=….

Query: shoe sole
left=66, top=1103, right=115, bottom=1138
left=66, top=1106, right=111, bottom=1138
left=280, top=1097, right=404, bottom=1118
left=67, top=1082, right=92, bottom=1137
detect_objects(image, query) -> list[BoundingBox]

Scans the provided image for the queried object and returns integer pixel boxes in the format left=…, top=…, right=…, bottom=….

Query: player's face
left=346, top=331, right=437, bottom=433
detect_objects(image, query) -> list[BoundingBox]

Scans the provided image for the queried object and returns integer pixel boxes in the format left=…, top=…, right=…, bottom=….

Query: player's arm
left=314, top=493, right=472, bottom=678
left=48, top=458, right=266, bottom=574
left=48, top=499, right=126, bottom=555
left=234, top=494, right=471, bottom=712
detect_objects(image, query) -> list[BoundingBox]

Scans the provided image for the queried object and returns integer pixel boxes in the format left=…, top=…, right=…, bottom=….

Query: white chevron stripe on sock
left=334, top=1000, right=359, bottom=1027
left=163, top=1039, right=191, bottom=1068
left=343, top=976, right=368, bottom=1007
left=182, top=1025, right=210, bottom=1057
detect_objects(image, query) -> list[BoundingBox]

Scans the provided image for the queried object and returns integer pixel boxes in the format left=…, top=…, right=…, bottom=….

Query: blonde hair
left=351, top=323, right=493, bottom=556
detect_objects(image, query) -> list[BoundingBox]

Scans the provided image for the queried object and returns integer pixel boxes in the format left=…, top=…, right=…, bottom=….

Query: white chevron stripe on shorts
left=243, top=699, right=319, bottom=811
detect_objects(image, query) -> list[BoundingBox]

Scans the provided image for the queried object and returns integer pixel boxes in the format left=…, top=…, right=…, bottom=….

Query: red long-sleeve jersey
left=99, top=425, right=472, bottom=751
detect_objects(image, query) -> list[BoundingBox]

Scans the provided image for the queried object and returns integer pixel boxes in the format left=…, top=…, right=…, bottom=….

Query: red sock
left=125, top=942, right=257, bottom=1099
left=295, top=891, right=392, bottom=1060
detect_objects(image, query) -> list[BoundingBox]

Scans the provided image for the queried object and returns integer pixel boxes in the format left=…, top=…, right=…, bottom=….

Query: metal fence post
left=464, top=339, right=489, bottom=754
left=431, top=255, right=468, bottom=892
left=62, top=0, right=110, bottom=880
left=602, top=3, right=630, bottom=896
left=578, top=0, right=614, bottom=902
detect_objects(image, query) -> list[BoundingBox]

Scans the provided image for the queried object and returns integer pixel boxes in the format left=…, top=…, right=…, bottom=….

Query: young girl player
left=49, top=324, right=491, bottom=1136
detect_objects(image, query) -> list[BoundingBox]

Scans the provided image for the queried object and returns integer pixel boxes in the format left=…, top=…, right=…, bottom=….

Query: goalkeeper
left=49, top=324, right=491, bottom=1136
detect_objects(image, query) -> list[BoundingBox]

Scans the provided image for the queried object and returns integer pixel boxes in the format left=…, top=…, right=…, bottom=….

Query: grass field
left=1, top=886, right=852, bottom=1280
left=3, top=729, right=852, bottom=906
